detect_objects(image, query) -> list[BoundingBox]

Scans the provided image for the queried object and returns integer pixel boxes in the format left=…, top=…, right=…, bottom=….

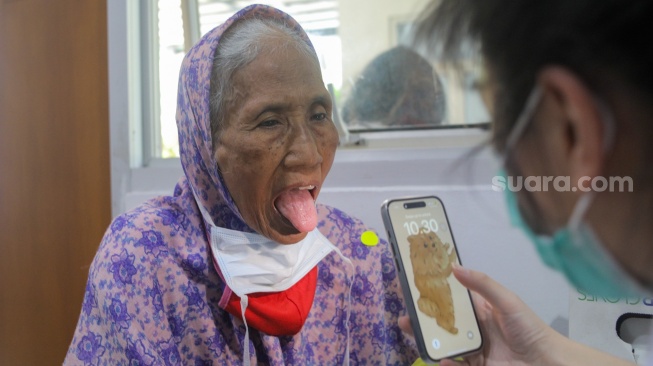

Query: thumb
left=398, top=315, right=414, bottom=337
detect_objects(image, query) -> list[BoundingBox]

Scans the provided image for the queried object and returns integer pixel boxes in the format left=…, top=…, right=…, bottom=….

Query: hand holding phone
left=381, top=196, right=483, bottom=363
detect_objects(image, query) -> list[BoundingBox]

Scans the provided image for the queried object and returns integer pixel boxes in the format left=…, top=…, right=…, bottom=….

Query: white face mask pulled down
left=191, top=189, right=354, bottom=366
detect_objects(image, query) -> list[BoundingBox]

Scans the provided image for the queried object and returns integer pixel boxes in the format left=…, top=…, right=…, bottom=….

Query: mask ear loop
left=240, top=295, right=251, bottom=366
left=503, top=87, right=544, bottom=157
left=329, top=244, right=355, bottom=366
left=190, top=180, right=253, bottom=365
left=594, top=96, right=616, bottom=153
left=567, top=193, right=594, bottom=230
left=568, top=94, right=617, bottom=231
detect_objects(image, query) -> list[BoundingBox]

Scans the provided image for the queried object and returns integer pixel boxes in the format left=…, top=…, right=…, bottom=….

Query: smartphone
left=381, top=196, right=483, bottom=363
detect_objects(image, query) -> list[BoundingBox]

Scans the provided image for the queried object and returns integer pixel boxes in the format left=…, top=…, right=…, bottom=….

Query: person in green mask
left=402, top=0, right=653, bottom=365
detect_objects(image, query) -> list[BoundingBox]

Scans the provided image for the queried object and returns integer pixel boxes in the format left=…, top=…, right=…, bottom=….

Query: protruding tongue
left=275, top=189, right=317, bottom=232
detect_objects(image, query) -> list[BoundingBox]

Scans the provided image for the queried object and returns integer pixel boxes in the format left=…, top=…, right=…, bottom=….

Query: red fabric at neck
left=223, top=266, right=318, bottom=336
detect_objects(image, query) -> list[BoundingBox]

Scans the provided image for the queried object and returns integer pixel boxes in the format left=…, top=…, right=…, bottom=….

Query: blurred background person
left=342, top=46, right=446, bottom=129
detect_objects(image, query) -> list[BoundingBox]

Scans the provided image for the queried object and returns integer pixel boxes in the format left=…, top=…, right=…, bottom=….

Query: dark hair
left=413, top=0, right=653, bottom=151
left=342, top=46, right=446, bottom=128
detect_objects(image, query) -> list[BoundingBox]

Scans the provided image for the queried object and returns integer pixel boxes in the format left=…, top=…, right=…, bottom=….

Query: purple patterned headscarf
left=65, top=5, right=419, bottom=365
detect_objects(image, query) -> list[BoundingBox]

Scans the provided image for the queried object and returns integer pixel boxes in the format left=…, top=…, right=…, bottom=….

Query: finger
left=469, top=290, right=489, bottom=310
left=452, top=265, right=523, bottom=314
left=398, top=315, right=414, bottom=337
left=467, top=291, right=491, bottom=323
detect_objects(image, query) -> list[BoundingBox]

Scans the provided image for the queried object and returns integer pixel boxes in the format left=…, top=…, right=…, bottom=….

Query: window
left=146, top=0, right=489, bottom=159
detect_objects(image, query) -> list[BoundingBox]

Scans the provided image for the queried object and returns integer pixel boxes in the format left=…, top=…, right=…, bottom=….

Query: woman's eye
left=312, top=113, right=327, bottom=121
left=258, top=119, right=280, bottom=128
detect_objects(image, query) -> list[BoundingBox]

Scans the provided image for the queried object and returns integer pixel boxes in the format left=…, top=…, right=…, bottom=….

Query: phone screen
left=384, top=196, right=482, bottom=361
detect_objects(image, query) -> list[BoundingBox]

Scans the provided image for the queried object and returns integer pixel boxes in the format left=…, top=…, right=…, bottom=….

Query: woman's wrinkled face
left=215, top=39, right=339, bottom=244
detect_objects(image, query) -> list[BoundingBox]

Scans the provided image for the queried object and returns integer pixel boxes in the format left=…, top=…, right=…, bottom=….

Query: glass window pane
left=158, top=0, right=185, bottom=158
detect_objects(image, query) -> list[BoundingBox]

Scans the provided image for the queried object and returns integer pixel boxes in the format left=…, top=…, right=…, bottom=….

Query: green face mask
left=501, top=88, right=648, bottom=298
left=501, top=170, right=642, bottom=298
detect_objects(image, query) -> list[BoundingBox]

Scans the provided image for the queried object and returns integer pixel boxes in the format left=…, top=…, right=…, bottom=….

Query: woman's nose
left=283, top=122, right=323, bottom=169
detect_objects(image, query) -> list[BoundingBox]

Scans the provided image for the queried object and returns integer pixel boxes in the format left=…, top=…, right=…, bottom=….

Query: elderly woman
left=65, top=5, right=418, bottom=366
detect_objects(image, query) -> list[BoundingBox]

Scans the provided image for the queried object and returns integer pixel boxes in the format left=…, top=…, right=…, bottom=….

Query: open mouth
left=274, top=184, right=318, bottom=233
left=299, top=185, right=317, bottom=200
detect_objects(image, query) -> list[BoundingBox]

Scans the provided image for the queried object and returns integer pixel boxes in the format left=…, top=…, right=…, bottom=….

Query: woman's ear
left=537, top=66, right=607, bottom=190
